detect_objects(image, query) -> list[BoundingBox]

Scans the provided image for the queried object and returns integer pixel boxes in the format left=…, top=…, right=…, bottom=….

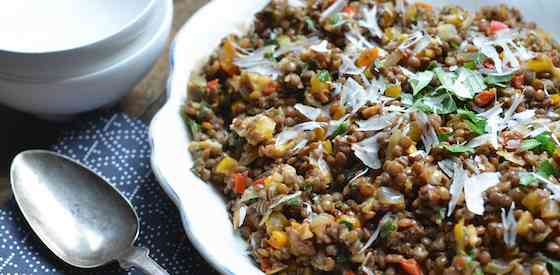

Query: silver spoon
left=10, top=150, right=169, bottom=275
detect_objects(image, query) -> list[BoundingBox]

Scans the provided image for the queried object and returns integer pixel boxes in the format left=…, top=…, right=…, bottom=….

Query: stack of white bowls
left=0, top=0, right=173, bottom=120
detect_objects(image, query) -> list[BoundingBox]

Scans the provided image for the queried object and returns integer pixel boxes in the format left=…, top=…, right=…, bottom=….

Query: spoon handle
left=119, top=246, right=170, bottom=275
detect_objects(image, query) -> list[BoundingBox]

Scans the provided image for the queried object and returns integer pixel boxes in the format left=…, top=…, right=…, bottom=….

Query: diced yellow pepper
left=404, top=5, right=417, bottom=22
left=465, top=224, right=479, bottom=247
left=330, top=103, right=346, bottom=120
left=527, top=55, right=555, bottom=73
left=517, top=211, right=533, bottom=236
left=408, top=122, right=422, bottom=143
left=336, top=215, right=362, bottom=230
left=312, top=127, right=326, bottom=141
left=266, top=212, right=289, bottom=234
left=551, top=94, right=560, bottom=106
left=254, top=115, right=276, bottom=141
left=268, top=230, right=289, bottom=249
left=384, top=85, right=402, bottom=98
left=310, top=75, right=329, bottom=94
left=522, top=191, right=547, bottom=213
left=454, top=219, right=465, bottom=253
left=356, top=48, right=380, bottom=68
left=322, top=140, right=333, bottom=155
left=220, top=39, right=238, bottom=76
left=215, top=156, right=238, bottom=175
left=290, top=221, right=314, bottom=240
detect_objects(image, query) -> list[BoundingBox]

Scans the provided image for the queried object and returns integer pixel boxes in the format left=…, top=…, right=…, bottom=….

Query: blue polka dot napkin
left=0, top=112, right=220, bottom=275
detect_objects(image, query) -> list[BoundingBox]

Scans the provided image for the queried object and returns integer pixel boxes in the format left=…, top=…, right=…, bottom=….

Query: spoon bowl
left=10, top=150, right=168, bottom=274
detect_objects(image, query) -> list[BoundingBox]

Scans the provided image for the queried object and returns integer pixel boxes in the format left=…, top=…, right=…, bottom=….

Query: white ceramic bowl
left=150, top=0, right=560, bottom=274
left=0, top=0, right=173, bottom=119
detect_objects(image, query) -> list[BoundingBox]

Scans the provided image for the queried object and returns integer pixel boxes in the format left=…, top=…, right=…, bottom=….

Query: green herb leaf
left=442, top=144, right=474, bottom=154
left=458, top=109, right=487, bottom=136
left=407, top=71, right=434, bottom=95
left=519, top=172, right=538, bottom=186
left=401, top=93, right=414, bottom=106
left=438, top=132, right=451, bottom=142
left=317, top=70, right=331, bottom=82
left=521, top=139, right=542, bottom=151
left=285, top=197, right=302, bottom=207
left=339, top=220, right=354, bottom=230
left=543, top=256, right=560, bottom=275
left=538, top=160, right=560, bottom=177
left=536, top=132, right=558, bottom=155
left=330, top=122, right=349, bottom=138
left=414, top=93, right=457, bottom=114
left=185, top=117, right=200, bottom=138
left=304, top=17, right=316, bottom=31
left=329, top=13, right=341, bottom=25
left=380, top=219, right=397, bottom=239
left=463, top=60, right=476, bottom=70
left=484, top=74, right=513, bottom=88
left=434, top=67, right=485, bottom=99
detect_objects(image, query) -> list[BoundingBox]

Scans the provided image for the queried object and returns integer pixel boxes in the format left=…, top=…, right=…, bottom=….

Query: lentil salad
left=184, top=0, right=560, bottom=274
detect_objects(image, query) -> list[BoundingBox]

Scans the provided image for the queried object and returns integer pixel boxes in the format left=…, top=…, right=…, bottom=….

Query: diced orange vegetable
left=330, top=103, right=346, bottom=120
left=400, top=259, right=423, bottom=275
left=312, top=127, right=326, bottom=141
left=253, top=178, right=265, bottom=188
left=263, top=81, right=278, bottom=96
left=415, top=2, right=432, bottom=10
left=220, top=39, right=239, bottom=76
left=489, top=20, right=508, bottom=34
left=385, top=85, right=402, bottom=98
left=511, top=74, right=525, bottom=89
left=356, top=48, right=381, bottom=67
left=474, top=90, right=495, bottom=107
left=232, top=173, right=247, bottom=194
left=343, top=271, right=356, bottom=275
left=207, top=79, right=220, bottom=93
left=268, top=230, right=289, bottom=249
left=342, top=6, right=354, bottom=15
left=216, top=156, right=238, bottom=175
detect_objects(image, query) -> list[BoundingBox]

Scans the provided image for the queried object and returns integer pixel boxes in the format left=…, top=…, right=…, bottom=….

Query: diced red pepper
left=511, top=74, right=525, bottom=89
left=263, top=81, right=278, bottom=96
left=483, top=58, right=495, bottom=70
left=490, top=20, right=509, bottom=34
left=474, top=90, right=496, bottom=107
left=232, top=173, right=247, bottom=193
left=342, top=6, right=354, bottom=16
left=343, top=271, right=356, bottom=275
left=400, top=259, right=423, bottom=275
left=253, top=178, right=265, bottom=189
left=207, top=79, right=220, bottom=93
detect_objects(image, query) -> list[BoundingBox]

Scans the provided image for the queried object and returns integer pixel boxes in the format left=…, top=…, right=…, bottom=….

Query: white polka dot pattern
left=0, top=113, right=219, bottom=275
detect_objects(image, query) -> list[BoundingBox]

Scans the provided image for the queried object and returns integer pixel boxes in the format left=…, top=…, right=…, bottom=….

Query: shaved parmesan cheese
left=320, top=0, right=347, bottom=22
left=359, top=213, right=390, bottom=254
left=234, top=205, right=247, bottom=229
left=275, top=121, right=326, bottom=147
left=310, top=40, right=330, bottom=53
left=399, top=31, right=424, bottom=50
left=340, top=78, right=368, bottom=113
left=359, top=6, right=383, bottom=38
left=294, top=104, right=322, bottom=121
left=438, top=158, right=459, bottom=178
left=348, top=168, right=369, bottom=184
left=473, top=31, right=533, bottom=75
left=447, top=163, right=467, bottom=216
left=287, top=0, right=306, bottom=8
left=464, top=172, right=501, bottom=215
left=503, top=94, right=524, bottom=124
left=416, top=111, right=439, bottom=153
left=326, top=114, right=350, bottom=137
left=275, top=36, right=321, bottom=57
left=356, top=112, right=398, bottom=131
left=235, top=45, right=280, bottom=78
left=339, top=54, right=364, bottom=75
left=501, top=202, right=517, bottom=248
left=352, top=132, right=383, bottom=169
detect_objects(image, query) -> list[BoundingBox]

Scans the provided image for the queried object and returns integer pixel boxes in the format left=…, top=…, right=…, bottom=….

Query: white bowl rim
left=0, top=0, right=157, bottom=55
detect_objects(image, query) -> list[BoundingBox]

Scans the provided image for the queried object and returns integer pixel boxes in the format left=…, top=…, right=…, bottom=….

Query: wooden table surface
left=0, top=0, right=209, bottom=205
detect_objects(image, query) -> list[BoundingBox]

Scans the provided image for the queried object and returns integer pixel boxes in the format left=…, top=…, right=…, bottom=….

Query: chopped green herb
left=329, top=13, right=341, bottom=25
left=380, top=219, right=397, bottom=239
left=317, top=70, right=331, bottom=82
left=407, top=71, right=434, bottom=95
left=330, top=122, right=349, bottom=138
left=285, top=197, right=302, bottom=207
left=450, top=41, right=460, bottom=49
left=521, top=139, right=542, bottom=151
left=543, top=256, right=560, bottom=275
left=536, top=132, right=558, bottom=155
left=401, top=93, right=413, bottom=106
left=339, top=220, right=354, bottom=230
left=414, top=92, right=457, bottom=114
left=427, top=61, right=439, bottom=70
left=435, top=207, right=446, bottom=225
left=304, top=16, right=316, bottom=31
left=434, top=67, right=485, bottom=99
left=519, top=172, right=538, bottom=186
left=185, top=117, right=200, bottom=138
left=463, top=60, right=476, bottom=70
left=484, top=74, right=513, bottom=88
left=538, top=160, right=560, bottom=177
left=442, top=144, right=474, bottom=154
left=458, top=109, right=487, bottom=136
left=438, top=132, right=451, bottom=142
left=303, top=182, right=313, bottom=192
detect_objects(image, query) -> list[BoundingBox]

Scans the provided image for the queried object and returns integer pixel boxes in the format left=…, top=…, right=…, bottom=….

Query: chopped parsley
left=484, top=74, right=513, bottom=88
left=330, top=122, right=349, bottom=138
left=442, top=144, right=474, bottom=154
left=458, top=109, right=488, bottom=136
left=317, top=70, right=331, bottom=82
left=521, top=132, right=558, bottom=155
left=185, top=117, right=200, bottom=138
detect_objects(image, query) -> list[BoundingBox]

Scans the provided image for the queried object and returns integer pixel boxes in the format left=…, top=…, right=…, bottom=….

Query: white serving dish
left=0, top=0, right=173, bottom=120
left=150, top=0, right=560, bottom=274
